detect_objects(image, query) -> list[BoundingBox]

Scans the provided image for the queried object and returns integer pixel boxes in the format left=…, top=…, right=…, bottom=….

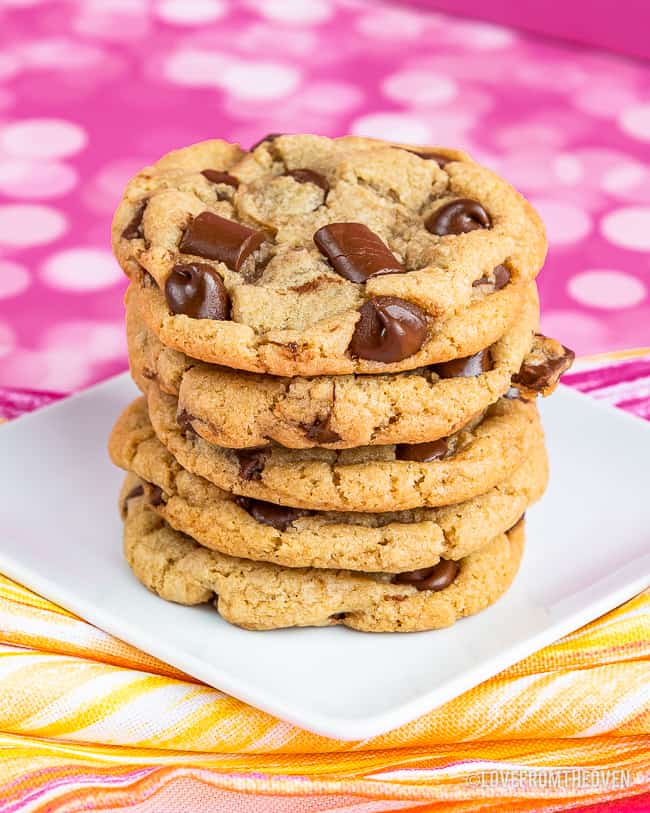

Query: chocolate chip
left=235, top=448, right=267, bottom=481
left=330, top=612, right=348, bottom=621
left=235, top=496, right=311, bottom=531
left=286, top=168, right=329, bottom=196
left=472, top=264, right=510, bottom=290
left=165, top=263, right=230, bottom=320
left=396, top=438, right=449, bottom=462
left=122, top=484, right=144, bottom=512
left=149, top=485, right=165, bottom=507
left=314, top=223, right=403, bottom=283
left=425, top=199, right=491, bottom=235
left=121, top=200, right=147, bottom=239
left=301, top=416, right=341, bottom=444
left=179, top=211, right=265, bottom=272
left=405, top=148, right=450, bottom=167
left=349, top=296, right=428, bottom=363
left=392, top=559, right=460, bottom=591
left=201, top=169, right=239, bottom=188
left=176, top=408, right=195, bottom=433
left=512, top=338, right=575, bottom=394
left=250, top=133, right=283, bottom=150
left=434, top=349, right=492, bottom=379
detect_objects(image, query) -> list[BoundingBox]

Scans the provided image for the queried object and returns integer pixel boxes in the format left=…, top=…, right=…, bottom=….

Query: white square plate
left=1, top=373, right=649, bottom=740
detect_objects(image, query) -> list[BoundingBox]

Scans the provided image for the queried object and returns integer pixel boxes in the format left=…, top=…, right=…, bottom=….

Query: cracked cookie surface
left=128, top=284, right=553, bottom=449
left=111, top=408, right=547, bottom=571
left=122, top=485, right=525, bottom=632
left=113, top=135, right=545, bottom=376
left=111, top=392, right=542, bottom=512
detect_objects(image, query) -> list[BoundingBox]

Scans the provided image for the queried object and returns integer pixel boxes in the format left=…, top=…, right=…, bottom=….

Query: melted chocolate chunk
left=425, top=199, right=491, bottom=235
left=392, top=559, right=460, bottom=591
left=512, top=339, right=575, bottom=393
left=235, top=496, right=312, bottom=531
left=165, top=263, right=230, bottom=320
left=176, top=408, right=195, bottom=433
left=330, top=612, right=348, bottom=621
left=250, top=133, right=283, bottom=150
left=349, top=296, right=428, bottom=363
left=201, top=169, right=239, bottom=188
left=179, top=211, right=265, bottom=272
left=396, top=437, right=449, bottom=462
left=472, top=264, right=510, bottom=290
left=301, top=416, right=341, bottom=444
left=314, top=222, right=403, bottom=283
left=149, top=485, right=166, bottom=507
left=434, top=349, right=492, bottom=379
left=122, top=484, right=144, bottom=512
left=121, top=199, right=148, bottom=239
left=286, top=168, right=329, bottom=196
left=235, top=448, right=267, bottom=481
left=405, top=148, right=451, bottom=167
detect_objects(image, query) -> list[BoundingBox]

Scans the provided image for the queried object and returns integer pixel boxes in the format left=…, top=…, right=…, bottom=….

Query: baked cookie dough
left=113, top=134, right=546, bottom=376
left=111, top=408, right=547, bottom=571
left=111, top=392, right=543, bottom=512
left=122, top=484, right=526, bottom=632
left=128, top=283, right=571, bottom=450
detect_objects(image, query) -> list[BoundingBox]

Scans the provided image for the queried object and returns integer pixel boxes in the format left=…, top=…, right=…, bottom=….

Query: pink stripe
left=0, top=387, right=63, bottom=421
left=563, top=359, right=650, bottom=393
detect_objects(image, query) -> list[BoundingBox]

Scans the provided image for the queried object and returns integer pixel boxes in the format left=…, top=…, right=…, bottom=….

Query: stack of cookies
left=109, top=135, right=573, bottom=632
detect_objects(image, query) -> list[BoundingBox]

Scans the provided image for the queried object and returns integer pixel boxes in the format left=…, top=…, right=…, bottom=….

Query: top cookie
left=112, top=135, right=546, bottom=376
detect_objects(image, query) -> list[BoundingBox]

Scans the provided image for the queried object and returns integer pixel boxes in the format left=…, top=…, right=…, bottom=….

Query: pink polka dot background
left=0, top=0, right=649, bottom=393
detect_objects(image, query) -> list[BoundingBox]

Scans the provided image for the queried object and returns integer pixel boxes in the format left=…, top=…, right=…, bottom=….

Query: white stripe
left=575, top=681, right=650, bottom=736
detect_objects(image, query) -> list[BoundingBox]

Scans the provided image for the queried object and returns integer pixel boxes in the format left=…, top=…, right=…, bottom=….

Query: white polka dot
left=601, top=207, right=650, bottom=251
left=601, top=163, right=645, bottom=193
left=530, top=199, right=592, bottom=245
left=43, top=321, right=126, bottom=360
left=382, top=70, right=457, bottom=107
left=219, top=61, right=300, bottom=100
left=0, top=119, right=87, bottom=160
left=619, top=103, right=650, bottom=142
left=0, top=159, right=77, bottom=199
left=250, top=0, right=331, bottom=24
left=351, top=113, right=432, bottom=144
left=156, top=0, right=227, bottom=24
left=40, top=248, right=122, bottom=291
left=454, top=20, right=514, bottom=49
left=552, top=155, right=583, bottom=185
left=0, top=204, right=67, bottom=247
left=568, top=270, right=647, bottom=309
left=600, top=162, right=650, bottom=203
left=0, top=260, right=30, bottom=299
left=357, top=8, right=425, bottom=39
left=84, top=158, right=149, bottom=214
left=19, top=37, right=107, bottom=71
left=539, top=310, right=607, bottom=355
left=0, top=322, right=15, bottom=359
left=0, top=52, right=21, bottom=81
left=163, top=49, right=234, bottom=87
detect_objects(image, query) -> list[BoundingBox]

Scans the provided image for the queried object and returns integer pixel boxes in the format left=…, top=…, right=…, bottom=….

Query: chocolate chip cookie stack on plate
left=109, top=134, right=574, bottom=632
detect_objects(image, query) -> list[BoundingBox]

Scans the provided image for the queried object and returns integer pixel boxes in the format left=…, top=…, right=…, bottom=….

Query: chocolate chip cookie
left=113, top=135, right=546, bottom=376
left=112, top=391, right=542, bottom=512
left=122, top=483, right=526, bottom=632
left=112, top=406, right=547, bottom=571
left=128, top=283, right=571, bottom=450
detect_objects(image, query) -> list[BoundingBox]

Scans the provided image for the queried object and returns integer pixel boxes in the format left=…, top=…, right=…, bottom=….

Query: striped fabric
left=0, top=351, right=649, bottom=811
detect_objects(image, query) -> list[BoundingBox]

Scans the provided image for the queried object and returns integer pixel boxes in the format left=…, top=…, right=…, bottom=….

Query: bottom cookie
left=122, top=480, right=525, bottom=632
